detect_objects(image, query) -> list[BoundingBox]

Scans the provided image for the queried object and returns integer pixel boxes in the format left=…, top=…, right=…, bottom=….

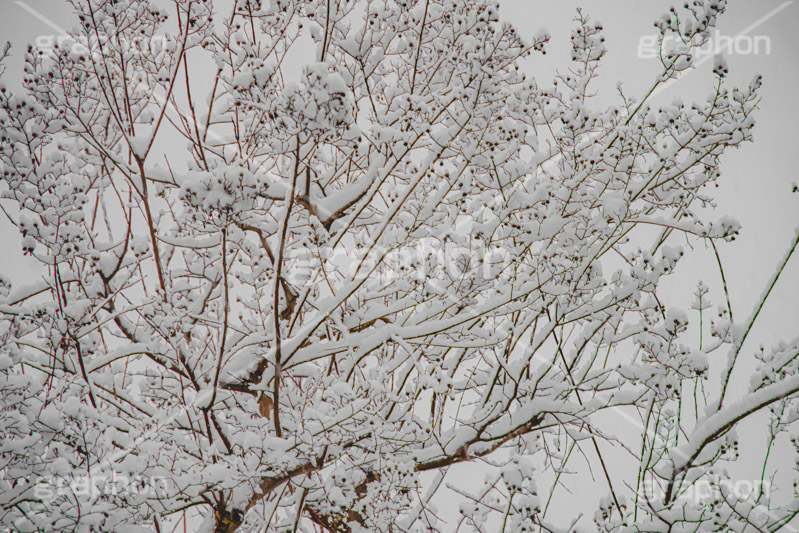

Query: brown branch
left=271, top=137, right=302, bottom=437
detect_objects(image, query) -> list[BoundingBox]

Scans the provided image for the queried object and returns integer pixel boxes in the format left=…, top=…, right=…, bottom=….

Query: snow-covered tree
left=1, top=0, right=797, bottom=531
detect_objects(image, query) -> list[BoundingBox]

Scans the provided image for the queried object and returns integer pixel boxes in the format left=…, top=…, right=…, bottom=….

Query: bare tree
left=1, top=0, right=797, bottom=531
